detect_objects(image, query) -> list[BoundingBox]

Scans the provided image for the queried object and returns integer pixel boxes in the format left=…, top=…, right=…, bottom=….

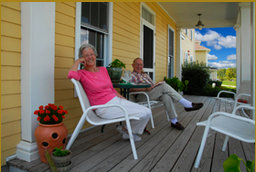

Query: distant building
left=195, top=40, right=218, bottom=80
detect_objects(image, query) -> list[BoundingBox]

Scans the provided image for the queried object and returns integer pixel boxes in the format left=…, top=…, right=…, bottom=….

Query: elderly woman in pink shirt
left=68, top=43, right=151, bottom=142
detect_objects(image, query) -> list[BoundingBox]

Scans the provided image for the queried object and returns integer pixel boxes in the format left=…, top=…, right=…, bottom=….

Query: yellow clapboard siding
left=56, top=2, right=75, bottom=18
left=55, top=68, right=70, bottom=79
left=124, top=2, right=140, bottom=13
left=63, top=2, right=76, bottom=8
left=114, top=3, right=140, bottom=24
left=1, top=147, right=19, bottom=165
left=1, top=51, right=21, bottom=66
left=112, top=48, right=139, bottom=60
left=63, top=107, right=83, bottom=120
left=1, top=36, right=21, bottom=52
left=56, top=12, right=75, bottom=27
left=113, top=26, right=139, bottom=43
left=1, top=107, right=21, bottom=124
left=55, top=34, right=75, bottom=47
left=55, top=56, right=74, bottom=68
left=113, top=34, right=139, bottom=48
left=1, top=21, right=21, bottom=38
left=1, top=81, right=20, bottom=95
left=55, top=79, right=73, bottom=90
left=113, top=40, right=140, bottom=53
left=1, top=94, right=21, bottom=109
left=113, top=18, right=139, bottom=36
left=1, top=134, right=21, bottom=154
left=1, top=2, right=20, bottom=11
left=1, top=6, right=21, bottom=24
left=55, top=90, right=75, bottom=101
left=55, top=98, right=80, bottom=110
left=55, top=22, right=75, bottom=37
left=55, top=45, right=74, bottom=58
left=1, top=121, right=21, bottom=137
left=1, top=66, right=21, bottom=80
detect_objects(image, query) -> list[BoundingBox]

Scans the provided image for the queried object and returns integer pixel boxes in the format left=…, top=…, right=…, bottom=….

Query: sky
left=195, top=27, right=236, bottom=69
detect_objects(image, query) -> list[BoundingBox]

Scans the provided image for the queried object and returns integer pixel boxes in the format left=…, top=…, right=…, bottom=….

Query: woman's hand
left=69, top=57, right=86, bottom=72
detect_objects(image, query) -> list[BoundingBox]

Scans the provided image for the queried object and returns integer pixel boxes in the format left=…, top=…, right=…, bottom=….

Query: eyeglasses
left=83, top=54, right=95, bottom=58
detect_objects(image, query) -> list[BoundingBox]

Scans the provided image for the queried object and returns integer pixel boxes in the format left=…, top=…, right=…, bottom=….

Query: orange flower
left=59, top=106, right=63, bottom=110
left=57, top=110, right=63, bottom=114
left=45, top=105, right=49, bottom=110
left=34, top=110, right=39, bottom=115
left=52, top=115, right=59, bottom=122
left=44, top=115, right=50, bottom=122
left=62, top=115, right=65, bottom=119
left=63, top=110, right=68, bottom=114
left=39, top=105, right=44, bottom=110
left=37, top=117, right=41, bottom=121
left=52, top=106, right=57, bottom=111
left=46, top=110, right=50, bottom=114
left=39, top=110, right=45, bottom=114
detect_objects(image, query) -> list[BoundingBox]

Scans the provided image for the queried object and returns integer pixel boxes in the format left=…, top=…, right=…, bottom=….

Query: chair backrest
left=71, top=78, right=91, bottom=113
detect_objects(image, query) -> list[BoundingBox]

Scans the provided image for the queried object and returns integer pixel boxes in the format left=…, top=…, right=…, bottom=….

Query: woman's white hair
left=78, top=43, right=98, bottom=58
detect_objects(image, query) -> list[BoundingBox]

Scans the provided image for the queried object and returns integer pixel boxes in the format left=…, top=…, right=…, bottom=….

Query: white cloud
left=208, top=54, right=218, bottom=60
left=208, top=61, right=236, bottom=69
left=218, top=36, right=236, bottom=48
left=227, top=54, right=236, bottom=60
left=195, top=30, right=236, bottom=50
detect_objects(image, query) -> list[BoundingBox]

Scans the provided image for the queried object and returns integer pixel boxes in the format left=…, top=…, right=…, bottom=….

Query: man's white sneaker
left=122, top=133, right=142, bottom=142
left=116, top=125, right=126, bottom=134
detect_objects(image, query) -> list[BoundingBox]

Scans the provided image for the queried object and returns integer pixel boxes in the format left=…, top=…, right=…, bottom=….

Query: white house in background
left=195, top=40, right=218, bottom=80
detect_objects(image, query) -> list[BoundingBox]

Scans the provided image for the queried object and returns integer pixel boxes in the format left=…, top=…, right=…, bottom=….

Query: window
left=190, top=29, right=193, bottom=40
left=185, top=29, right=188, bottom=36
left=185, top=52, right=188, bottom=63
left=79, top=2, right=110, bottom=68
left=142, top=6, right=154, bottom=25
left=168, top=26, right=175, bottom=78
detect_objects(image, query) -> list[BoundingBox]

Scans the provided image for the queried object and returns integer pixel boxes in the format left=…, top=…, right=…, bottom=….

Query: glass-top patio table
left=113, top=82, right=151, bottom=100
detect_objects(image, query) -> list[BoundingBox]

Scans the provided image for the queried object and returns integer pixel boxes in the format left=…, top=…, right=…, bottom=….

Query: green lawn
left=222, top=80, right=236, bottom=86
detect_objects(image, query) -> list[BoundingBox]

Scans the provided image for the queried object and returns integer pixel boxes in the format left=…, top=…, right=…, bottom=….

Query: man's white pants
left=95, top=96, right=151, bottom=134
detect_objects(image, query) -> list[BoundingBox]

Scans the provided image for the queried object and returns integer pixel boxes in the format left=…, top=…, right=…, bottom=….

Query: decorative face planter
left=34, top=122, right=68, bottom=163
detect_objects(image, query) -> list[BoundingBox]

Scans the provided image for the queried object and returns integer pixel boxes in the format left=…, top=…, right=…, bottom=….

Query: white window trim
left=168, top=25, right=175, bottom=78
left=140, top=2, right=156, bottom=82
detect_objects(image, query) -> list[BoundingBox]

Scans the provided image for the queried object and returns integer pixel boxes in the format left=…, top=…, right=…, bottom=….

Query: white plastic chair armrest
left=216, top=90, right=236, bottom=98
left=129, top=92, right=151, bottom=109
left=232, top=104, right=254, bottom=115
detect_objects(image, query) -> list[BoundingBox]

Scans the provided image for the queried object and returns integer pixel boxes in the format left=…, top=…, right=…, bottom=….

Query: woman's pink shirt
left=67, top=67, right=117, bottom=106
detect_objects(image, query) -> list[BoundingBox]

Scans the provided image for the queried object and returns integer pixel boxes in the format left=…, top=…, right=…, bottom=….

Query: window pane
left=100, top=3, right=107, bottom=30
left=81, top=2, right=90, bottom=24
left=143, top=25, right=153, bottom=68
left=142, top=7, right=153, bottom=25
left=169, top=29, right=174, bottom=56
left=91, top=3, right=99, bottom=28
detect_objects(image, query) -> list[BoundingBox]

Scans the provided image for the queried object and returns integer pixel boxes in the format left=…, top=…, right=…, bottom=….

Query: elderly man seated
left=129, top=58, right=203, bottom=130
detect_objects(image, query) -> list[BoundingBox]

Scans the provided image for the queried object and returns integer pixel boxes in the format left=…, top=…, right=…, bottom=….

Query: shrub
left=164, top=76, right=189, bottom=92
left=182, top=61, right=210, bottom=95
left=204, top=84, right=236, bottom=97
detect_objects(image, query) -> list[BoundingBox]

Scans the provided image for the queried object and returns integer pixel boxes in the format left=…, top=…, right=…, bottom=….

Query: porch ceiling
left=158, top=2, right=239, bottom=29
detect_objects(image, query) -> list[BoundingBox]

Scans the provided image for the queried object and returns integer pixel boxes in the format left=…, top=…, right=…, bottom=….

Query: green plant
left=108, top=59, right=126, bottom=68
left=223, top=154, right=255, bottom=172
left=34, top=103, right=68, bottom=124
left=182, top=60, right=210, bottom=95
left=45, top=150, right=57, bottom=172
left=164, top=76, right=189, bottom=92
left=52, top=147, right=70, bottom=157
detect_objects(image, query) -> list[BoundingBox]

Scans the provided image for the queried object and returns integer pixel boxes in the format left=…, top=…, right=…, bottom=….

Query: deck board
left=6, top=96, right=255, bottom=172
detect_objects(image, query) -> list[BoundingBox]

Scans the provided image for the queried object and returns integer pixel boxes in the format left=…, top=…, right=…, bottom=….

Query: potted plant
left=51, top=147, right=72, bottom=172
left=164, top=76, right=189, bottom=94
left=223, top=154, right=254, bottom=172
left=106, top=59, right=126, bottom=83
left=34, top=103, right=69, bottom=163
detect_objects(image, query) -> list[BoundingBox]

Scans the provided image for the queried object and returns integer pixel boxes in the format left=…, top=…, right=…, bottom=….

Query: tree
left=225, top=68, right=235, bottom=81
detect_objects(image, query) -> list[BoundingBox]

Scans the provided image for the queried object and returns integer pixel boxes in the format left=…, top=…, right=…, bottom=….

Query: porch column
left=234, top=24, right=241, bottom=89
left=16, top=2, right=55, bottom=162
left=176, top=27, right=182, bottom=80
left=239, top=2, right=251, bottom=82
left=250, top=2, right=255, bottom=119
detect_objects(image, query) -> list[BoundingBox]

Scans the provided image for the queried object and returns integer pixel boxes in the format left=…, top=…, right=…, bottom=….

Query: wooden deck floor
left=7, top=95, right=255, bottom=172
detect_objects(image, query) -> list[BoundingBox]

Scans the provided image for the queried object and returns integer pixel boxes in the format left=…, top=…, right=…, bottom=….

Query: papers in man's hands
left=153, top=81, right=164, bottom=88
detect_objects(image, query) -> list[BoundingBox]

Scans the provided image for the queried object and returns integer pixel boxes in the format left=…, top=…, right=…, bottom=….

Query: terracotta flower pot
left=34, top=122, right=68, bottom=163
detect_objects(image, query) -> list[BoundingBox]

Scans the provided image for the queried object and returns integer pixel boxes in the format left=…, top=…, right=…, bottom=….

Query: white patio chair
left=129, top=92, right=178, bottom=123
left=66, top=78, right=140, bottom=160
left=194, top=104, right=255, bottom=168
left=214, top=81, right=252, bottom=119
